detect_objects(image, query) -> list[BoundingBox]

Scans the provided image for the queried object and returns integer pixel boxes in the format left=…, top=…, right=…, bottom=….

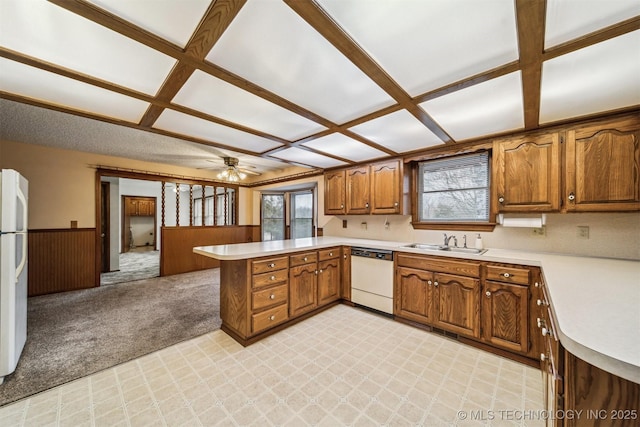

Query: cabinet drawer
left=252, top=284, right=288, bottom=311
left=252, top=304, right=288, bottom=334
left=252, top=269, right=288, bottom=289
left=290, top=251, right=317, bottom=266
left=318, top=247, right=340, bottom=261
left=252, top=256, right=288, bottom=274
left=397, top=254, right=480, bottom=277
left=486, top=265, right=530, bottom=285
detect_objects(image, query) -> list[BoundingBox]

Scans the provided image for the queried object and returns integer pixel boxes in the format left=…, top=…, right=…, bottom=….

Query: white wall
left=322, top=212, right=640, bottom=261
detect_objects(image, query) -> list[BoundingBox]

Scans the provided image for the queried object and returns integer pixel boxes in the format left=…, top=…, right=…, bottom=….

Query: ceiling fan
left=209, top=157, right=261, bottom=182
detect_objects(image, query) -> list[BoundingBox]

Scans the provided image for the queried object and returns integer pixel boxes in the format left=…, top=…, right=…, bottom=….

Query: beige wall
left=323, top=212, right=640, bottom=261
left=1, top=139, right=224, bottom=229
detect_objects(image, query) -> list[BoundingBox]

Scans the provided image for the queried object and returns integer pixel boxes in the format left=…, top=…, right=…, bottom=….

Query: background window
left=192, top=187, right=236, bottom=226
left=290, top=191, right=313, bottom=239
left=262, top=194, right=285, bottom=241
left=418, top=152, right=489, bottom=222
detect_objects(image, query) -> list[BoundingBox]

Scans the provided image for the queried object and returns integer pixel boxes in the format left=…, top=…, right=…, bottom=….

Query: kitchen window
left=413, top=152, right=493, bottom=230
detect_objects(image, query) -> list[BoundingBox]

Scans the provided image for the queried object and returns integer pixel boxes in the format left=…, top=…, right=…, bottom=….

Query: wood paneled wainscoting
left=28, top=228, right=97, bottom=296
left=161, top=226, right=260, bottom=276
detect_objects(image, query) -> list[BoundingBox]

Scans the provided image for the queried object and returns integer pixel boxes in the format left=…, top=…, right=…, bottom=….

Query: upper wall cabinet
left=369, top=160, right=403, bottom=215
left=324, top=159, right=403, bottom=216
left=564, top=115, right=640, bottom=212
left=493, top=132, right=561, bottom=212
left=346, top=166, right=370, bottom=214
left=324, top=170, right=346, bottom=215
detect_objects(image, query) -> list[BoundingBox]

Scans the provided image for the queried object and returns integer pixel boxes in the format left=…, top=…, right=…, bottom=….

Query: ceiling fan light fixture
left=217, top=166, right=245, bottom=182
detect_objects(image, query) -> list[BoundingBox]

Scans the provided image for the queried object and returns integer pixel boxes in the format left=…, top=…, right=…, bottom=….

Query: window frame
left=261, top=193, right=286, bottom=241
left=290, top=190, right=314, bottom=239
left=411, top=151, right=496, bottom=231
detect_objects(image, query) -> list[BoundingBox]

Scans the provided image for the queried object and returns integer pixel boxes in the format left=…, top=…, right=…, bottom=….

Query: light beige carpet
left=0, top=269, right=220, bottom=407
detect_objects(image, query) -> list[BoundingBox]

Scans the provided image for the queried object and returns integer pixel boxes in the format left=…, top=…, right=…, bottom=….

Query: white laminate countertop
left=194, top=236, right=640, bottom=384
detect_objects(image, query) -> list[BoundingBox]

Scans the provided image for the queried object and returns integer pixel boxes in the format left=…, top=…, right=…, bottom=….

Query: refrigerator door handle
left=15, top=187, right=27, bottom=282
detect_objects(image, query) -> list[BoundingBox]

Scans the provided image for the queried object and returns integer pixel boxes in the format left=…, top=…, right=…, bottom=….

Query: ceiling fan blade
left=238, top=168, right=261, bottom=176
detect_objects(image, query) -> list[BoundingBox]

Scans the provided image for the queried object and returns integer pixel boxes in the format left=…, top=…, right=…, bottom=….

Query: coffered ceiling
left=1, top=0, right=639, bottom=177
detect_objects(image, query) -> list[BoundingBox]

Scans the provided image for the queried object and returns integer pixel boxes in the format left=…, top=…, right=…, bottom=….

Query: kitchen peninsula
left=195, top=236, right=639, bottom=421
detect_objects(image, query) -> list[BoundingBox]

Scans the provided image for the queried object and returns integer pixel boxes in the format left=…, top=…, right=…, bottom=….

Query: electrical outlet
left=532, top=226, right=546, bottom=236
left=360, top=222, right=367, bottom=230
left=577, top=226, right=589, bottom=239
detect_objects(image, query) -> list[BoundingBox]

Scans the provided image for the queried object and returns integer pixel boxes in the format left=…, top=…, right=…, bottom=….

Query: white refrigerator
left=0, top=169, right=28, bottom=384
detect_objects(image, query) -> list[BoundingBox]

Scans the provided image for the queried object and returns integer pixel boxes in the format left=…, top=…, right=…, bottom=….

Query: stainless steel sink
left=402, top=243, right=487, bottom=255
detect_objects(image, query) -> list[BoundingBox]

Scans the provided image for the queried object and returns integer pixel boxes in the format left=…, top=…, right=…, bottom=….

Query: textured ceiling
left=1, top=0, right=639, bottom=178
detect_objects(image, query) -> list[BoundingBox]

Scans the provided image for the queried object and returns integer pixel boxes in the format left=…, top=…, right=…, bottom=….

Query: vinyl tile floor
left=0, top=305, right=544, bottom=426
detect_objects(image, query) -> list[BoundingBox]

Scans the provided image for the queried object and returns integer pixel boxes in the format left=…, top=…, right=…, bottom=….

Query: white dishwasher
left=350, top=247, right=394, bottom=314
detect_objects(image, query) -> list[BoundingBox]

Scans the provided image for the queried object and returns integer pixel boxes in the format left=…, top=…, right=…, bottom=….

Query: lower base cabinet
left=394, top=253, right=541, bottom=363
left=219, top=247, right=341, bottom=346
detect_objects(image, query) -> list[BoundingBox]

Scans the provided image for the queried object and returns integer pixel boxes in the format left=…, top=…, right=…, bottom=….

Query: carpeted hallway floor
left=0, top=268, right=221, bottom=407
left=100, top=249, right=160, bottom=286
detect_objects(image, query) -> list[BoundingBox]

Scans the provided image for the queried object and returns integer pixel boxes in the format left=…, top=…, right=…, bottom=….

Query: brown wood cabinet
left=482, top=263, right=537, bottom=356
left=395, top=253, right=542, bottom=362
left=434, top=273, right=480, bottom=338
left=341, top=246, right=351, bottom=301
left=318, top=248, right=341, bottom=305
left=493, top=132, right=561, bottom=212
left=324, top=159, right=402, bottom=215
left=219, top=247, right=344, bottom=346
left=396, top=266, right=434, bottom=324
left=369, top=160, right=402, bottom=214
left=324, top=170, right=346, bottom=215
left=125, top=196, right=156, bottom=216
left=395, top=254, right=481, bottom=339
left=346, top=166, right=370, bottom=214
left=565, top=115, right=640, bottom=212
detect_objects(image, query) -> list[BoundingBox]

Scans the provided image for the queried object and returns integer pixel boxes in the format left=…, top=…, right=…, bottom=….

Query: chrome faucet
left=443, top=233, right=457, bottom=247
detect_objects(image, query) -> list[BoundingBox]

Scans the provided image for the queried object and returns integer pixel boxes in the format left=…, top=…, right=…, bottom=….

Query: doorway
left=99, top=177, right=161, bottom=286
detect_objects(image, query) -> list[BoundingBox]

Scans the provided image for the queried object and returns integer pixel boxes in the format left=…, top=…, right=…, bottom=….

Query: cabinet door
left=346, top=166, right=370, bottom=214
left=395, top=267, right=433, bottom=324
left=138, top=200, right=150, bottom=216
left=341, top=247, right=351, bottom=301
left=370, top=160, right=402, bottom=214
left=565, top=119, right=640, bottom=212
left=289, top=263, right=318, bottom=317
left=126, top=199, right=139, bottom=216
left=482, top=281, right=529, bottom=354
left=493, top=132, right=561, bottom=212
left=318, top=258, right=340, bottom=305
left=324, top=170, right=346, bottom=215
left=434, top=273, right=480, bottom=338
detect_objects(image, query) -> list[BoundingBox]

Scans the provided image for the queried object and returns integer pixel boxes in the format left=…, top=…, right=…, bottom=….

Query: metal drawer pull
left=498, top=196, right=505, bottom=203
left=536, top=299, right=547, bottom=307
left=270, top=275, right=276, bottom=281
left=269, top=315, right=275, bottom=321
left=537, top=317, right=545, bottom=328
left=485, top=291, right=491, bottom=297
left=427, top=280, right=432, bottom=285
left=502, top=273, right=511, bottom=278
left=541, top=327, right=552, bottom=337
left=268, top=263, right=275, bottom=268
left=534, top=282, right=540, bottom=288
left=540, top=353, right=547, bottom=362
left=329, top=252, right=333, bottom=257
left=269, top=294, right=275, bottom=300
left=434, top=281, right=439, bottom=287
